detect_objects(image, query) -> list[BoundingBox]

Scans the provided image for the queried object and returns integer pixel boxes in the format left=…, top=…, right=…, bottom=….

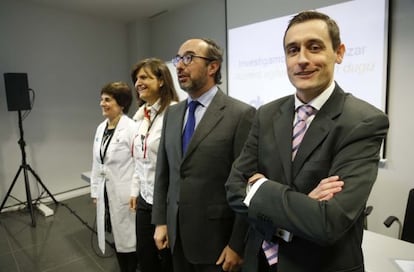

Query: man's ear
left=208, top=61, right=219, bottom=77
left=336, top=44, right=346, bottom=64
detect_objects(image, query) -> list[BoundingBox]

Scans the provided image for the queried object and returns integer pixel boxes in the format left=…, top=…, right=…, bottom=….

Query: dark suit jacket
left=152, top=89, right=256, bottom=263
left=226, top=85, right=389, bottom=272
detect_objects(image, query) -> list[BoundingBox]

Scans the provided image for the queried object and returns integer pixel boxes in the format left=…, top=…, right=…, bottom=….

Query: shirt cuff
left=243, top=177, right=268, bottom=207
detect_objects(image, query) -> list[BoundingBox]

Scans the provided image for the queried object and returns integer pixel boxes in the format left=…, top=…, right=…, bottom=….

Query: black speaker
left=3, top=73, right=32, bottom=111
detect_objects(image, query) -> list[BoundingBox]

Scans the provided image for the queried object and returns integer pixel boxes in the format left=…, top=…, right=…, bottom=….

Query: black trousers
left=116, top=252, right=138, bottom=272
left=137, top=195, right=173, bottom=272
left=172, top=222, right=222, bottom=272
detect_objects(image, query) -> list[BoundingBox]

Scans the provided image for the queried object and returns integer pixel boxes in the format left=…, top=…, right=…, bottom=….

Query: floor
left=0, top=194, right=128, bottom=272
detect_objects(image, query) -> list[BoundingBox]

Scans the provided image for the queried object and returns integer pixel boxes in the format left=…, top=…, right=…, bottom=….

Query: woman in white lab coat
left=129, top=58, right=179, bottom=272
left=91, top=81, right=138, bottom=272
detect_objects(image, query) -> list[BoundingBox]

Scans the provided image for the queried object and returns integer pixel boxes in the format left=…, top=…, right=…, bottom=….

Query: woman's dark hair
left=284, top=10, right=342, bottom=51
left=100, top=81, right=132, bottom=114
left=131, top=58, right=179, bottom=113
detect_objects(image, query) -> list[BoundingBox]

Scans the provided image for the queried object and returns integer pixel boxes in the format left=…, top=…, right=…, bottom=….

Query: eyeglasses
left=172, top=54, right=215, bottom=67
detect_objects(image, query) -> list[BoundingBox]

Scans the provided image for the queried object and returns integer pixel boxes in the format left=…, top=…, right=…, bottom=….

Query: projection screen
left=226, top=0, right=389, bottom=112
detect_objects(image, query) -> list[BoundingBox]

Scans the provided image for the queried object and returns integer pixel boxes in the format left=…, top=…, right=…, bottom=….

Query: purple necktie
left=262, top=105, right=316, bottom=266
left=292, top=105, right=316, bottom=160
left=262, top=240, right=279, bottom=265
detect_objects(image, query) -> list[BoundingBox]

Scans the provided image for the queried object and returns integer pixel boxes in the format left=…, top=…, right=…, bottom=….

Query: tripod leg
left=26, top=165, right=59, bottom=204
left=0, top=166, right=24, bottom=211
left=22, top=166, right=36, bottom=227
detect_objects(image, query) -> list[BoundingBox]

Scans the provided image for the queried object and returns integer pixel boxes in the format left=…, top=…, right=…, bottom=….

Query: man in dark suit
left=225, top=11, right=389, bottom=272
left=152, top=38, right=256, bottom=272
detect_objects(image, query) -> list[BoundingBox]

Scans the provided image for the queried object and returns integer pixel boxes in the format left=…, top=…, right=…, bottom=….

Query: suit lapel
left=172, top=101, right=187, bottom=158
left=273, top=97, right=295, bottom=185
left=292, top=86, right=345, bottom=177
left=183, top=91, right=225, bottom=158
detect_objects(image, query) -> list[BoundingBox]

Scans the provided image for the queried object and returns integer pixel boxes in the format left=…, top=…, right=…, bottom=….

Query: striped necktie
left=262, top=105, right=316, bottom=266
left=262, top=240, right=279, bottom=265
left=292, top=105, right=316, bottom=160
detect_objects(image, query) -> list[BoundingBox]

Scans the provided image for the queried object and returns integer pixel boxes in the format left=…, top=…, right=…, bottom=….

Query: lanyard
left=141, top=111, right=159, bottom=159
left=100, top=124, right=115, bottom=164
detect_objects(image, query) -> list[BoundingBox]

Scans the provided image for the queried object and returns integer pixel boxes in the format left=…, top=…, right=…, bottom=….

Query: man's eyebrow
left=284, top=42, right=297, bottom=49
left=178, top=50, right=196, bottom=55
left=306, top=38, right=324, bottom=44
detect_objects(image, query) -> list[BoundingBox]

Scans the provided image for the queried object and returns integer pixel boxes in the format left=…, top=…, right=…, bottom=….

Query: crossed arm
left=248, top=173, right=344, bottom=202
left=153, top=175, right=343, bottom=271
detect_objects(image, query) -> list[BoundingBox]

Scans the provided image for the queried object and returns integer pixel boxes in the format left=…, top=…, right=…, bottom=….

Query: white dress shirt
left=183, top=85, right=218, bottom=131
left=131, top=100, right=176, bottom=205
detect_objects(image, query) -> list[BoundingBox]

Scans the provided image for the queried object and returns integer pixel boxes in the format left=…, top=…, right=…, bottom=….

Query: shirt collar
left=294, top=81, right=335, bottom=111
left=186, top=85, right=218, bottom=108
left=147, top=99, right=161, bottom=113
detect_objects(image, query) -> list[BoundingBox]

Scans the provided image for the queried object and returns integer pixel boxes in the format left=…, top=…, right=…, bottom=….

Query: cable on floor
left=57, top=201, right=116, bottom=258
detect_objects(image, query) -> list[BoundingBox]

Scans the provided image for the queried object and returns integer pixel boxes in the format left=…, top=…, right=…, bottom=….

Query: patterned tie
left=262, top=240, right=279, bottom=265
left=182, top=101, right=200, bottom=153
left=292, top=105, right=316, bottom=160
left=262, top=105, right=316, bottom=266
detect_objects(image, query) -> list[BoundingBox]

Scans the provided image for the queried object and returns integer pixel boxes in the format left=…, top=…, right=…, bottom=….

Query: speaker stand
left=0, top=110, right=58, bottom=227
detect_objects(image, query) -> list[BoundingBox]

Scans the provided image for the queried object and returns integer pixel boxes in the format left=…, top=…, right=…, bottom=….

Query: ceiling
left=22, top=0, right=202, bottom=23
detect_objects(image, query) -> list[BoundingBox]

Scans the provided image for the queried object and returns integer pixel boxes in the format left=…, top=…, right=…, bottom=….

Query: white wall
left=131, top=0, right=227, bottom=91
left=367, top=0, right=414, bottom=237
left=127, top=19, right=151, bottom=69
left=0, top=0, right=132, bottom=205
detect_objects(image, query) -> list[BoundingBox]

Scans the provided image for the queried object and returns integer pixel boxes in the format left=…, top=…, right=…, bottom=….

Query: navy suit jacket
left=226, top=84, right=389, bottom=271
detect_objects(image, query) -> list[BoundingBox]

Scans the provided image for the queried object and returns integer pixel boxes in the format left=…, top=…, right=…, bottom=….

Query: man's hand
left=154, top=224, right=169, bottom=250
left=216, top=245, right=243, bottom=271
left=308, top=176, right=344, bottom=201
left=248, top=173, right=265, bottom=184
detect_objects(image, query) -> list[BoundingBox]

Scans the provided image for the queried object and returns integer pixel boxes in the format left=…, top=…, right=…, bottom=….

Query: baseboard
left=46, top=186, right=90, bottom=203
left=0, top=186, right=90, bottom=213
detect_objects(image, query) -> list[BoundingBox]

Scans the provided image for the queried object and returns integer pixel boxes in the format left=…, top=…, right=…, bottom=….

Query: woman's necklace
left=107, top=114, right=121, bottom=129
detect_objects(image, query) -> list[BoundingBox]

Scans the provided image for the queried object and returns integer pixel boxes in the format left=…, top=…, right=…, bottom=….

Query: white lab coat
left=90, top=114, right=138, bottom=253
